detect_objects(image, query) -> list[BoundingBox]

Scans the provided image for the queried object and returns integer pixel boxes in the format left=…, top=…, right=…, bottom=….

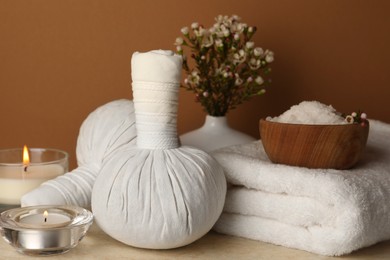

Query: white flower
left=216, top=15, right=231, bottom=27
left=223, top=29, right=230, bottom=37
left=238, top=23, right=246, bottom=33
left=181, top=27, right=189, bottom=35
left=345, top=115, right=354, bottom=124
left=235, top=74, right=243, bottom=86
left=188, top=71, right=200, bottom=85
left=202, top=34, right=214, bottom=48
left=194, top=27, right=206, bottom=37
left=253, top=47, right=264, bottom=57
left=233, top=49, right=246, bottom=64
left=351, top=112, right=357, bottom=117
left=245, top=41, right=255, bottom=49
left=215, top=24, right=230, bottom=38
left=175, top=37, right=184, bottom=45
left=265, top=50, right=274, bottom=63
left=230, top=22, right=245, bottom=34
left=175, top=15, right=274, bottom=113
left=266, top=56, right=274, bottom=63
left=215, top=38, right=223, bottom=48
left=191, top=22, right=199, bottom=29
left=255, top=76, right=264, bottom=85
left=361, top=113, right=367, bottom=119
left=249, top=58, right=261, bottom=70
left=215, top=15, right=224, bottom=24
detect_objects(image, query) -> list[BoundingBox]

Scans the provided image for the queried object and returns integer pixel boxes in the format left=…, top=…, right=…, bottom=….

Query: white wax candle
left=0, top=164, right=64, bottom=205
left=19, top=212, right=71, bottom=226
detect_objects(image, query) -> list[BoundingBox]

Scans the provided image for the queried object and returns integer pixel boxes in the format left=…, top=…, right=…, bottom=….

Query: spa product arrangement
left=212, top=101, right=390, bottom=256
left=1, top=48, right=389, bottom=258
left=1, top=50, right=227, bottom=255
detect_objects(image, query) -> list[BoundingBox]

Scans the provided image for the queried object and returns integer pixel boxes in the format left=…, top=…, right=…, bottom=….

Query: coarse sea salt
left=268, top=101, right=347, bottom=125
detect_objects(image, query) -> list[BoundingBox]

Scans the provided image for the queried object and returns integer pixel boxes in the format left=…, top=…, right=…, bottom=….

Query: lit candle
left=18, top=210, right=72, bottom=228
left=0, top=205, right=93, bottom=256
left=0, top=146, right=68, bottom=205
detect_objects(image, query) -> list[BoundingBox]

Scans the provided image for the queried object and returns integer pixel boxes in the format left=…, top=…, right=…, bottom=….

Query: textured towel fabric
left=212, top=120, right=390, bottom=256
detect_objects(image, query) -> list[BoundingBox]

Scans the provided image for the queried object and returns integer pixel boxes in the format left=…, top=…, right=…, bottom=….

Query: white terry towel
left=212, top=120, right=390, bottom=256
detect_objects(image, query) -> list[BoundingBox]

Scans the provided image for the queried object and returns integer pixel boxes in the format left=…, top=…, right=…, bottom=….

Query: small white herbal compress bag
left=21, top=99, right=137, bottom=207
left=92, top=50, right=227, bottom=249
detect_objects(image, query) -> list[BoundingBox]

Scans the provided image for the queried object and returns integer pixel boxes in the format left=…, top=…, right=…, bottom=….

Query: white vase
left=180, top=115, right=256, bottom=152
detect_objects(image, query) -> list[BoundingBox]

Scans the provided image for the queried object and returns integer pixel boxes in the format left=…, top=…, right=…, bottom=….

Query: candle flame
left=43, top=210, right=48, bottom=222
left=23, top=145, right=30, bottom=165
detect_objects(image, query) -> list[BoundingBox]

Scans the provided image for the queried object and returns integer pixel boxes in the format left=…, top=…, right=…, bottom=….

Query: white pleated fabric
left=92, top=50, right=227, bottom=249
left=21, top=99, right=137, bottom=208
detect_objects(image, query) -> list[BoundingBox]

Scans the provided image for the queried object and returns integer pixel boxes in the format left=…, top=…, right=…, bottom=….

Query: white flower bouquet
left=175, top=15, right=274, bottom=116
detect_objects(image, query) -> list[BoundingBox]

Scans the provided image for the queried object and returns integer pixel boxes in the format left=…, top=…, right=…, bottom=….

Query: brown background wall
left=1, top=0, right=389, bottom=169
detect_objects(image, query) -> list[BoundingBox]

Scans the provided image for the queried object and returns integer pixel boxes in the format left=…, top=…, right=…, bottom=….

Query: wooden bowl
left=259, top=119, right=369, bottom=169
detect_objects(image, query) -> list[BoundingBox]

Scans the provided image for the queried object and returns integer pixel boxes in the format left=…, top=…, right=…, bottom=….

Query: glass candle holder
left=0, top=205, right=93, bottom=256
left=0, top=148, right=68, bottom=210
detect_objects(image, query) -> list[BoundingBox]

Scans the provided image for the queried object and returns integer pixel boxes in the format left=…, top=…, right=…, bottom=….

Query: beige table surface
left=1, top=223, right=390, bottom=259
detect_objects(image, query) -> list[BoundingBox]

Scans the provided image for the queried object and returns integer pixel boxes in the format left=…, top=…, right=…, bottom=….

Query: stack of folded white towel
left=212, top=120, right=390, bottom=256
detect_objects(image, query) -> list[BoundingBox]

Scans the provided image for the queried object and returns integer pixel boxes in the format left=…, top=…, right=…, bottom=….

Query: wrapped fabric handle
left=131, top=50, right=182, bottom=150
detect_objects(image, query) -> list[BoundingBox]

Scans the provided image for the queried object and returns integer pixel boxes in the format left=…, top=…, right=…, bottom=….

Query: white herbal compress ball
left=21, top=99, right=137, bottom=208
left=92, top=50, right=227, bottom=249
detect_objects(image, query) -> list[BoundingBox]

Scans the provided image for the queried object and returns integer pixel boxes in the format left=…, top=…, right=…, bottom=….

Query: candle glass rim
left=0, top=205, right=93, bottom=231
left=0, top=148, right=68, bottom=166
left=0, top=205, right=93, bottom=256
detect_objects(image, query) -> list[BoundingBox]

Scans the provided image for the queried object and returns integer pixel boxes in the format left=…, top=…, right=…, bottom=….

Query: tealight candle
left=0, top=146, right=68, bottom=206
left=0, top=205, right=93, bottom=256
left=19, top=210, right=72, bottom=228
